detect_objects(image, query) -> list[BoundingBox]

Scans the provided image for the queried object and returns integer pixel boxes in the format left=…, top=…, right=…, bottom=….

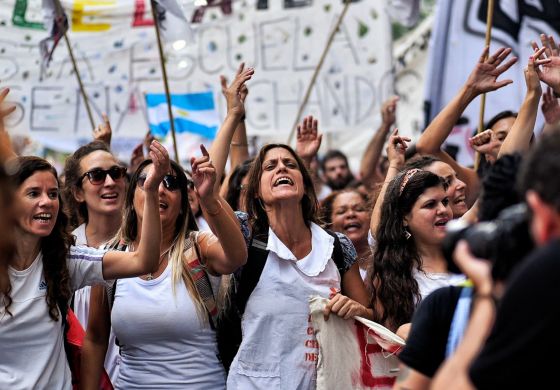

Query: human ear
left=72, top=187, right=85, bottom=203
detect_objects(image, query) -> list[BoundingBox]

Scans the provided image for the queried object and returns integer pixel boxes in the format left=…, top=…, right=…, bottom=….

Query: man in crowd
left=321, top=150, right=355, bottom=190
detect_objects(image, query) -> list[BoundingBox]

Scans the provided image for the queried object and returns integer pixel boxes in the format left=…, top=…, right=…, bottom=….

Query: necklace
left=130, top=243, right=173, bottom=281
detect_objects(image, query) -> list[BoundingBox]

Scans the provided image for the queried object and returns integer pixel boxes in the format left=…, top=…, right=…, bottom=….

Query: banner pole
left=286, top=0, right=352, bottom=145
left=475, top=0, right=495, bottom=171
left=62, top=32, right=95, bottom=131
left=150, top=0, right=180, bottom=163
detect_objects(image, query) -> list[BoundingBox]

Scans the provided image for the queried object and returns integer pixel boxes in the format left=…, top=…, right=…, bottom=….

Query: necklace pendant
left=146, top=273, right=154, bottom=281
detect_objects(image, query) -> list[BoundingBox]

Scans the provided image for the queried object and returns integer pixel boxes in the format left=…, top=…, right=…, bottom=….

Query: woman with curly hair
left=370, top=169, right=464, bottom=332
left=0, top=140, right=169, bottom=389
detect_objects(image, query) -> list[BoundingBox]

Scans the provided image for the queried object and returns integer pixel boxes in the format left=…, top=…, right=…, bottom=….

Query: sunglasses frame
left=137, top=173, right=181, bottom=192
left=79, top=166, right=127, bottom=186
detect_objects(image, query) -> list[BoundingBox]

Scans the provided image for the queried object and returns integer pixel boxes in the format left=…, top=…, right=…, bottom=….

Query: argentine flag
left=145, top=92, right=219, bottom=139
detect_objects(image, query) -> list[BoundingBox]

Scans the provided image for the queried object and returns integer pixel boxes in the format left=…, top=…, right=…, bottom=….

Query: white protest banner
left=0, top=0, right=393, bottom=163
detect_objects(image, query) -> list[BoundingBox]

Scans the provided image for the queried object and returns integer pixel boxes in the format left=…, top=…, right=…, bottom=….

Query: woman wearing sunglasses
left=0, top=141, right=169, bottom=389
left=82, top=145, right=248, bottom=389
left=62, top=140, right=128, bottom=384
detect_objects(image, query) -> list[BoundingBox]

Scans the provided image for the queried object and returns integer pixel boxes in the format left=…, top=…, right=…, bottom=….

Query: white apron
left=227, top=223, right=342, bottom=389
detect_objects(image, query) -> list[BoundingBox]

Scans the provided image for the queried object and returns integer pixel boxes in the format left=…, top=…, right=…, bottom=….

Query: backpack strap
left=235, top=231, right=269, bottom=315
left=186, top=231, right=219, bottom=328
left=325, top=229, right=348, bottom=278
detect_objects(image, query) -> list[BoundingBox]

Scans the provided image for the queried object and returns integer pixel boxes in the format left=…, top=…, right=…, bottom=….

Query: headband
left=399, top=168, right=421, bottom=195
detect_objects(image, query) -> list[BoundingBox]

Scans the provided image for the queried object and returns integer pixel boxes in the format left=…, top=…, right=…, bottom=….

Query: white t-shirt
left=227, top=223, right=356, bottom=389
left=111, top=261, right=226, bottom=389
left=413, top=269, right=466, bottom=300
left=72, top=224, right=121, bottom=385
left=0, top=246, right=106, bottom=390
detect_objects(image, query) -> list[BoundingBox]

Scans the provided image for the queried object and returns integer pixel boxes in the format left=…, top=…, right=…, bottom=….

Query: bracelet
left=204, top=200, right=222, bottom=216
left=473, top=292, right=500, bottom=307
left=231, top=141, right=248, bottom=147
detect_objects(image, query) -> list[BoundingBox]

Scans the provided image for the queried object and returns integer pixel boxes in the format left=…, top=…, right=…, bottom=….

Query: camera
left=442, top=203, right=534, bottom=279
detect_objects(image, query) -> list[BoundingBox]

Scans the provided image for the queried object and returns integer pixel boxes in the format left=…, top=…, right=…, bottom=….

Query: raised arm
left=102, top=141, right=170, bottom=279
left=360, top=96, right=398, bottom=189
left=498, top=48, right=548, bottom=158
left=417, top=47, right=517, bottom=205
left=369, top=129, right=409, bottom=236
left=534, top=34, right=560, bottom=95
left=210, top=63, right=254, bottom=195
left=295, top=115, right=322, bottom=170
left=191, top=144, right=247, bottom=275
left=0, top=88, right=17, bottom=160
left=92, top=113, right=112, bottom=147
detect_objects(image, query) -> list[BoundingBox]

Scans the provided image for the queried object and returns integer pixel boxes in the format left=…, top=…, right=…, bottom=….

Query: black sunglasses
left=137, top=173, right=181, bottom=192
left=80, top=166, right=127, bottom=185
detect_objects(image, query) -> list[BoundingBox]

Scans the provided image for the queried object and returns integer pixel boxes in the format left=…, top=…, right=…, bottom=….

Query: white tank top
left=111, top=262, right=226, bottom=389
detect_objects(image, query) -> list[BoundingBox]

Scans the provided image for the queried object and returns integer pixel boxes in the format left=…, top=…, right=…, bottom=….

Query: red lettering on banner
left=305, top=352, right=318, bottom=362
left=132, top=0, right=154, bottom=27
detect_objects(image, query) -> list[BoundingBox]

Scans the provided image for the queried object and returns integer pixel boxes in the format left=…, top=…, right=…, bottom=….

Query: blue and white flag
left=145, top=92, right=219, bottom=139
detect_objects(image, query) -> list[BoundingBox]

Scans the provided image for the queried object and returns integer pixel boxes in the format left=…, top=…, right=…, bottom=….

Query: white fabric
left=317, top=184, right=332, bottom=201
left=111, top=262, right=225, bottom=389
left=0, top=247, right=105, bottom=390
left=413, top=269, right=466, bottom=300
left=196, top=215, right=210, bottom=232
left=71, top=224, right=121, bottom=385
left=227, top=223, right=341, bottom=389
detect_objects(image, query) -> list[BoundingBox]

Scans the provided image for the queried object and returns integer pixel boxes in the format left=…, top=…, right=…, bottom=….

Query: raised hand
left=141, top=140, right=170, bottom=192
left=381, top=96, right=399, bottom=127
left=531, top=34, right=560, bottom=93
left=190, top=144, right=216, bottom=202
left=542, top=87, right=560, bottom=124
left=92, top=113, right=112, bottom=145
left=469, top=129, right=500, bottom=161
left=386, top=128, right=410, bottom=170
left=464, top=47, right=518, bottom=95
left=525, top=47, right=548, bottom=96
left=223, top=63, right=255, bottom=118
left=0, top=88, right=16, bottom=134
left=296, top=115, right=322, bottom=161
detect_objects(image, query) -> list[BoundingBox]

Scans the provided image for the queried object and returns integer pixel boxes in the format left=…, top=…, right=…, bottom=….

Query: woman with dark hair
left=62, top=140, right=127, bottom=383
left=371, top=169, right=463, bottom=331
left=82, top=144, right=248, bottom=389
left=321, top=189, right=371, bottom=280
left=0, top=141, right=169, bottom=389
left=224, top=158, right=252, bottom=211
left=225, top=143, right=372, bottom=389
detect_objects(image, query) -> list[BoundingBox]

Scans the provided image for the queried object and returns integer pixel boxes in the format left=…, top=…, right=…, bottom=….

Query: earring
left=404, top=229, right=411, bottom=240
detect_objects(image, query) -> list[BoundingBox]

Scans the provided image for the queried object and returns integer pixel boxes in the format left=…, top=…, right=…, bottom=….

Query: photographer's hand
left=453, top=240, right=493, bottom=295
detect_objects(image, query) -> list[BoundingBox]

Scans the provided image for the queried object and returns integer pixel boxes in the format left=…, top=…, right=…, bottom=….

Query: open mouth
left=33, top=213, right=53, bottom=223
left=434, top=218, right=449, bottom=228
left=343, top=222, right=362, bottom=232
left=101, top=192, right=118, bottom=200
left=453, top=196, right=466, bottom=205
left=159, top=201, right=168, bottom=210
left=273, top=177, right=294, bottom=187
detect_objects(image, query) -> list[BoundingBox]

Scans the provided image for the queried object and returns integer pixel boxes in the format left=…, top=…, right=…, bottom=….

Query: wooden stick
left=287, top=0, right=352, bottom=145
left=62, top=32, right=95, bottom=131
left=150, top=0, right=180, bottom=163
left=475, top=0, right=495, bottom=171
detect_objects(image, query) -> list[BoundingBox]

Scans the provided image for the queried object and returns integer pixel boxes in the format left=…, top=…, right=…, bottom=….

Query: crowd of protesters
left=1, top=33, right=560, bottom=390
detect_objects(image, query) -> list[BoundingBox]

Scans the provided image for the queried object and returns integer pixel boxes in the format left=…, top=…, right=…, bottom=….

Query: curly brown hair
left=244, top=144, right=319, bottom=235
left=62, top=141, right=113, bottom=230
left=9, top=156, right=73, bottom=321
left=320, top=189, right=371, bottom=229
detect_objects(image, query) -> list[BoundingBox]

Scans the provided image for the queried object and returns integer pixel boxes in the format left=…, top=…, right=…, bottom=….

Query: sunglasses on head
left=80, top=166, right=127, bottom=185
left=137, top=173, right=181, bottom=192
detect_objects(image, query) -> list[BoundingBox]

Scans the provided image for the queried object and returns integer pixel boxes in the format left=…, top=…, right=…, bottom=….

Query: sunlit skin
left=134, top=164, right=181, bottom=231
left=405, top=186, right=452, bottom=247
left=324, top=157, right=352, bottom=189
left=14, top=171, right=59, bottom=238
left=424, top=161, right=468, bottom=218
left=330, top=192, right=370, bottom=246
left=259, top=147, right=305, bottom=206
left=75, top=150, right=126, bottom=218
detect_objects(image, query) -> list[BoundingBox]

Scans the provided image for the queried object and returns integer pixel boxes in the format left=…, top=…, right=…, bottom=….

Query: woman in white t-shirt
left=83, top=145, right=248, bottom=389
left=62, top=140, right=127, bottom=384
left=0, top=143, right=169, bottom=389
left=321, top=189, right=372, bottom=281
left=226, top=143, right=373, bottom=389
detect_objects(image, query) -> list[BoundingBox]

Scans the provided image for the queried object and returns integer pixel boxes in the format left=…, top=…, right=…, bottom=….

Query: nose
left=104, top=173, right=117, bottom=186
left=38, top=193, right=55, bottom=208
left=455, top=178, right=466, bottom=191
